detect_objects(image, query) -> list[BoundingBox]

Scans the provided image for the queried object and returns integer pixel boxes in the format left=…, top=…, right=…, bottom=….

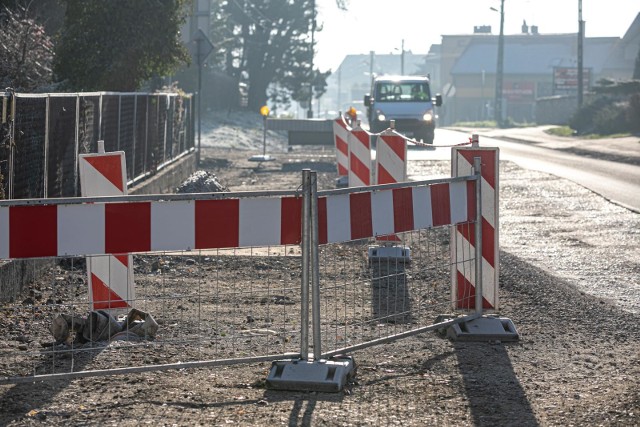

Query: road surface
left=405, top=128, right=640, bottom=213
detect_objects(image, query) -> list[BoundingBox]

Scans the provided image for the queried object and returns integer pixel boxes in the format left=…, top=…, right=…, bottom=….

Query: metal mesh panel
left=118, top=95, right=136, bottom=182
left=155, top=95, right=168, bottom=165
left=134, top=95, right=148, bottom=177
left=0, top=247, right=303, bottom=383
left=77, top=96, right=100, bottom=156
left=0, top=94, right=10, bottom=198
left=317, top=225, right=474, bottom=356
left=146, top=96, right=161, bottom=171
left=47, top=96, right=78, bottom=198
left=13, top=96, right=46, bottom=199
left=100, top=95, right=120, bottom=153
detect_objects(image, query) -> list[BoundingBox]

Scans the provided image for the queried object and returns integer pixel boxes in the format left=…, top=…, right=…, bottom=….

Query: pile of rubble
left=175, top=170, right=229, bottom=193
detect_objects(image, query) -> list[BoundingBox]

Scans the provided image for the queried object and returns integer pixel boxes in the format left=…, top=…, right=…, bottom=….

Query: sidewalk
left=448, top=125, right=640, bottom=165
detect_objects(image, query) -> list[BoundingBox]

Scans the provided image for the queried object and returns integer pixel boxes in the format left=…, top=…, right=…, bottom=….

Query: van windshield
left=375, top=82, right=431, bottom=102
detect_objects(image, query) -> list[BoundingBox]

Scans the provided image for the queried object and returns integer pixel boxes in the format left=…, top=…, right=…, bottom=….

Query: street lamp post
left=494, top=0, right=505, bottom=127
left=308, top=0, right=316, bottom=118
left=577, top=0, right=584, bottom=107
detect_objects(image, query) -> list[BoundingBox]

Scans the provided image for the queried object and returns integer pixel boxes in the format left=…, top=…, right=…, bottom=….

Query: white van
left=364, top=75, right=442, bottom=144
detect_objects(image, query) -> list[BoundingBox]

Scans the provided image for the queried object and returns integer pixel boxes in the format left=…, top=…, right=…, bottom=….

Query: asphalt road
left=406, top=128, right=640, bottom=213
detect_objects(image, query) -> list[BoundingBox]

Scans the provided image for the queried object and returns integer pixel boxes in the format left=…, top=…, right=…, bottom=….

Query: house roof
left=450, top=34, right=620, bottom=76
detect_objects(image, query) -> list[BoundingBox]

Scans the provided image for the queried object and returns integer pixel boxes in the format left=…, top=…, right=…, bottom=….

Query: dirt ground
left=1, top=129, right=639, bottom=426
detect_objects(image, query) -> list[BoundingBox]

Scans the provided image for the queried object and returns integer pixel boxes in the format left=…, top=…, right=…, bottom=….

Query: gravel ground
left=0, top=115, right=638, bottom=426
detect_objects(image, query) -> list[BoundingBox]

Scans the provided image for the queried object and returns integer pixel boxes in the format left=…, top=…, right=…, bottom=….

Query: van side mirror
left=364, top=94, right=371, bottom=107
left=433, top=94, right=443, bottom=107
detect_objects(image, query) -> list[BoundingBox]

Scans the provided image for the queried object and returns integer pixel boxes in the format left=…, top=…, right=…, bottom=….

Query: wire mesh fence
left=0, top=170, right=482, bottom=385
left=0, top=91, right=194, bottom=200
left=0, top=247, right=304, bottom=384
left=315, top=225, right=474, bottom=358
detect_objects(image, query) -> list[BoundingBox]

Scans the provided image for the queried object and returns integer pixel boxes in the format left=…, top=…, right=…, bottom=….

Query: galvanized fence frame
left=0, top=91, right=194, bottom=200
left=0, top=166, right=483, bottom=385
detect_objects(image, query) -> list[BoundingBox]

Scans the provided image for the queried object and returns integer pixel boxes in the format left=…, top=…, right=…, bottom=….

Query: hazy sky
left=314, top=0, right=639, bottom=71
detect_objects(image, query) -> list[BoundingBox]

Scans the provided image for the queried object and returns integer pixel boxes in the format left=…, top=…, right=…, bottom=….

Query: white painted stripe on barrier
left=151, top=201, right=195, bottom=251
left=455, top=232, right=496, bottom=304
left=58, top=204, right=105, bottom=256
left=239, top=198, right=281, bottom=247
left=456, top=155, right=496, bottom=228
left=371, top=190, right=394, bottom=236
left=0, top=207, right=8, bottom=259
left=449, top=181, right=468, bottom=225
left=411, top=186, right=433, bottom=230
left=326, top=193, right=350, bottom=244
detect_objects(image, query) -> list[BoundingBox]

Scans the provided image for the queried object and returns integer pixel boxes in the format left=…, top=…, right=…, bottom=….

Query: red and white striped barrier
left=451, top=147, right=499, bottom=310
left=0, top=197, right=303, bottom=259
left=318, top=182, right=469, bottom=244
left=375, top=129, right=407, bottom=185
left=348, top=123, right=372, bottom=187
left=79, top=149, right=134, bottom=311
left=332, top=116, right=351, bottom=178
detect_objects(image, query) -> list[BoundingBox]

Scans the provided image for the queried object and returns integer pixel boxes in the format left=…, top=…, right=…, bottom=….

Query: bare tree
left=0, top=4, right=54, bottom=91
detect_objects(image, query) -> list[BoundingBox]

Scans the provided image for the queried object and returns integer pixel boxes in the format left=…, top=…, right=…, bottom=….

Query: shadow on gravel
left=263, top=390, right=345, bottom=427
left=0, top=349, right=102, bottom=425
left=455, top=342, right=538, bottom=427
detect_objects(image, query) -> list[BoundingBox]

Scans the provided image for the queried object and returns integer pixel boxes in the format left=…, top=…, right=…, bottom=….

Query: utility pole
left=307, top=0, right=316, bottom=118
left=577, top=0, right=584, bottom=107
left=401, top=39, right=405, bottom=75
left=494, top=0, right=505, bottom=127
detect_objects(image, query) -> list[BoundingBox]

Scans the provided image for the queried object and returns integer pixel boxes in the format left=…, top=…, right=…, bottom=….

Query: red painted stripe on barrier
left=115, top=254, right=129, bottom=267
left=91, top=273, right=129, bottom=309
left=84, top=155, right=125, bottom=192
left=336, top=136, right=348, bottom=156
left=430, top=183, right=451, bottom=227
left=456, top=219, right=495, bottom=267
left=482, top=218, right=495, bottom=267
left=349, top=192, right=372, bottom=240
left=195, top=199, right=240, bottom=249
left=280, top=197, right=302, bottom=245
left=105, top=202, right=151, bottom=254
left=392, top=187, right=414, bottom=232
left=10, top=205, right=57, bottom=258
left=318, top=197, right=328, bottom=245
left=338, top=164, right=348, bottom=176
left=382, top=134, right=405, bottom=162
left=456, top=272, right=493, bottom=309
left=377, top=163, right=396, bottom=185
left=350, top=153, right=370, bottom=186
left=459, top=150, right=496, bottom=189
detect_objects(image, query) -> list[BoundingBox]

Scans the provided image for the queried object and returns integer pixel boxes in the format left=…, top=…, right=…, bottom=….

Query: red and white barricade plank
left=333, top=116, right=351, bottom=177
left=317, top=182, right=469, bottom=244
left=375, top=129, right=407, bottom=185
left=0, top=197, right=303, bottom=259
left=79, top=151, right=134, bottom=311
left=451, top=147, right=499, bottom=310
left=348, top=124, right=372, bottom=187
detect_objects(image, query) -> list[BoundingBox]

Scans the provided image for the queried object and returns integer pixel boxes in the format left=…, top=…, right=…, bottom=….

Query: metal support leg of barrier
left=266, top=170, right=356, bottom=392
left=447, top=157, right=519, bottom=342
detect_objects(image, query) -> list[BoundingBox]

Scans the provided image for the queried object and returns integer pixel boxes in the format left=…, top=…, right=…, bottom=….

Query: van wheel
left=417, top=128, right=434, bottom=145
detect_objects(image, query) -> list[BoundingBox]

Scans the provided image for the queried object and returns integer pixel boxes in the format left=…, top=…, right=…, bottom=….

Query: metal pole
left=300, top=169, right=311, bottom=360
left=473, top=157, right=483, bottom=315
left=577, top=0, right=584, bottom=108
left=494, top=0, right=505, bottom=127
left=262, top=115, right=267, bottom=157
left=307, top=0, right=316, bottom=119
left=401, top=39, right=405, bottom=74
left=197, top=39, right=202, bottom=166
left=43, top=96, right=50, bottom=198
left=310, top=170, right=321, bottom=360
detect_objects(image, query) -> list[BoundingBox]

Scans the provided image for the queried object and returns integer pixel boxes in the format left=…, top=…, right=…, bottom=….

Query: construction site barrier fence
left=0, top=91, right=194, bottom=200
left=0, top=168, right=482, bottom=385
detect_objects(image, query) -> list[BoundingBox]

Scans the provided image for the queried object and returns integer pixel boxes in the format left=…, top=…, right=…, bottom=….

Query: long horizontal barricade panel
left=0, top=193, right=303, bottom=260
left=317, top=178, right=473, bottom=244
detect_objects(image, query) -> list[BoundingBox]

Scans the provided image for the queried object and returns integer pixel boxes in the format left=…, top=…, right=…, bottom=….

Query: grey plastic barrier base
left=335, top=175, right=349, bottom=188
left=368, top=245, right=411, bottom=263
left=445, top=315, right=519, bottom=342
left=266, top=356, right=356, bottom=393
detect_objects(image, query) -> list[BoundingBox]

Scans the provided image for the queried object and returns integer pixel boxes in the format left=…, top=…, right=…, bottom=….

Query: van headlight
left=377, top=113, right=386, bottom=122
left=423, top=111, right=434, bottom=122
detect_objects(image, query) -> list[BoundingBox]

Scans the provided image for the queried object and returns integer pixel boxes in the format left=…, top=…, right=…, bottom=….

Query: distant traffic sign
left=189, top=29, right=214, bottom=66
